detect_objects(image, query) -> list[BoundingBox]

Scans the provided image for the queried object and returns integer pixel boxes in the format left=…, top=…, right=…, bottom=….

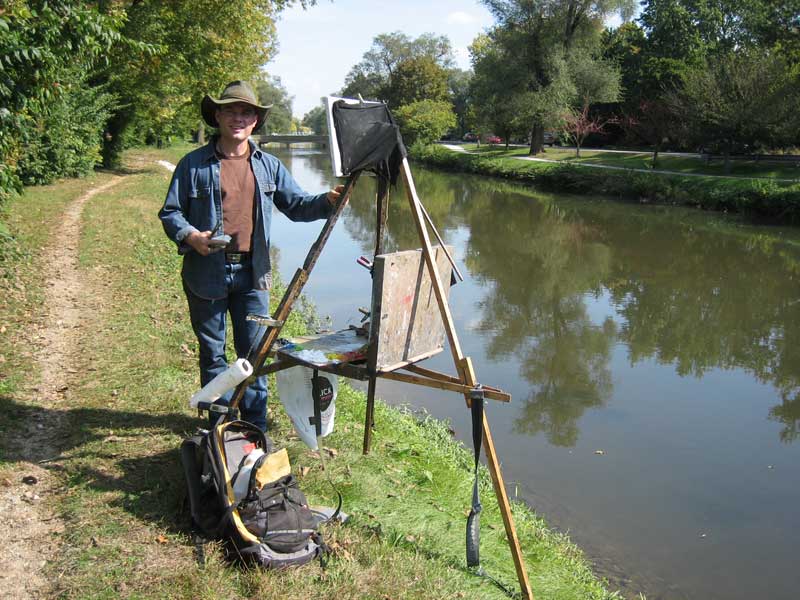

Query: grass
left=0, top=146, right=622, bottom=599
left=463, top=144, right=800, bottom=180
left=416, top=144, right=800, bottom=224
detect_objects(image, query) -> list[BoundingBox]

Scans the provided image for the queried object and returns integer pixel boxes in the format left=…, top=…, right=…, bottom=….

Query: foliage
left=447, top=68, right=473, bottom=136
left=474, top=1, right=632, bottom=155
left=395, top=100, right=456, bottom=146
left=301, top=104, right=328, bottom=135
left=340, top=31, right=454, bottom=101
left=255, top=76, right=294, bottom=134
left=383, top=56, right=450, bottom=109
left=601, top=22, right=648, bottom=106
left=668, top=50, right=800, bottom=164
left=98, top=1, right=300, bottom=165
left=619, top=99, right=680, bottom=166
left=0, top=1, right=121, bottom=202
left=567, top=52, right=621, bottom=110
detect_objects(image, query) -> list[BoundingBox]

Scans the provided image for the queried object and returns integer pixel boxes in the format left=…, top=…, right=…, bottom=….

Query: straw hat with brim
left=201, top=80, right=273, bottom=131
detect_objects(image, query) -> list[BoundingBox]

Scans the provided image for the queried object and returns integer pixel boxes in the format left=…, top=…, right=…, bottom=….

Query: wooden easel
left=229, top=160, right=534, bottom=600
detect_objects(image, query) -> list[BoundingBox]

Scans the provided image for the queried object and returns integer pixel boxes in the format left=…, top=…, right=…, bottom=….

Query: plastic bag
left=276, top=367, right=337, bottom=450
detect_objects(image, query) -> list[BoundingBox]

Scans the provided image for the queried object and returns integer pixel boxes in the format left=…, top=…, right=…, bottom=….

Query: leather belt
left=225, top=252, right=250, bottom=264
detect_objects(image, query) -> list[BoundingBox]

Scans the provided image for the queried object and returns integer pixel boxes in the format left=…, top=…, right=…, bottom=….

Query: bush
left=395, top=100, right=456, bottom=146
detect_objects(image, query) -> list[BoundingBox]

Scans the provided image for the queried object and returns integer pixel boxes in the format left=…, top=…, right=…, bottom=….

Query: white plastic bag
left=276, top=366, right=337, bottom=450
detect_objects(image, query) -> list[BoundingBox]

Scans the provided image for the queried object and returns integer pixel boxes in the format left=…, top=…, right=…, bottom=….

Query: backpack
left=180, top=419, right=327, bottom=568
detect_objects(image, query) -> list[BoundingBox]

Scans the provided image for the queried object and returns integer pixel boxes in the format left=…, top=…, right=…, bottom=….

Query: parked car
left=462, top=132, right=478, bottom=142
left=543, top=131, right=556, bottom=146
left=486, top=135, right=502, bottom=144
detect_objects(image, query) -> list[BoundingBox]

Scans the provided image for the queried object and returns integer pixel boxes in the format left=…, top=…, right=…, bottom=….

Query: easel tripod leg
left=400, top=159, right=533, bottom=599
left=482, top=412, right=534, bottom=599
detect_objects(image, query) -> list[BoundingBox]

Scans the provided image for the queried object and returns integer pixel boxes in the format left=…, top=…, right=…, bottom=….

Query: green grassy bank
left=0, top=146, right=621, bottom=599
left=413, top=144, right=800, bottom=224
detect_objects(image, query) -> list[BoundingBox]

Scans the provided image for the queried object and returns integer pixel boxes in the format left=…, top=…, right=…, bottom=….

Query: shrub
left=395, top=100, right=456, bottom=146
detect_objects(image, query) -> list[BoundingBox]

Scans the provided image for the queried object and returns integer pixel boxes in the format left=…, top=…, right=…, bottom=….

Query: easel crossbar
left=382, top=370, right=510, bottom=402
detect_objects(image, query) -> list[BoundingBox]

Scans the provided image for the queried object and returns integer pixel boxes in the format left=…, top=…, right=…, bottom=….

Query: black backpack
left=181, top=419, right=327, bottom=568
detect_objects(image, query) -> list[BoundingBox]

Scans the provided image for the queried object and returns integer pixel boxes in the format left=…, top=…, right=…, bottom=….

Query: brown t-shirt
left=217, top=147, right=255, bottom=253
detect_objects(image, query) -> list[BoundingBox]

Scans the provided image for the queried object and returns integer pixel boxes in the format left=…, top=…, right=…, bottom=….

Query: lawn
left=463, top=144, right=800, bottom=180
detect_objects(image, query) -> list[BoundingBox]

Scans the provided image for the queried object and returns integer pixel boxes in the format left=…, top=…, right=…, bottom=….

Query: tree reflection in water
left=331, top=159, right=800, bottom=445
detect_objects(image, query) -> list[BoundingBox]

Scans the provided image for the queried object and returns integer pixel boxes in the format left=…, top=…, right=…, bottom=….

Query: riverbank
left=412, top=144, right=800, bottom=224
left=0, top=145, right=621, bottom=599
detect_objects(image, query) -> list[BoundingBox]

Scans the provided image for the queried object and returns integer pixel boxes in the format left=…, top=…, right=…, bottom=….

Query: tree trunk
left=576, top=142, right=581, bottom=158
left=723, top=141, right=732, bottom=174
left=529, top=125, right=544, bottom=156
left=652, top=144, right=660, bottom=169
left=197, top=121, right=205, bottom=145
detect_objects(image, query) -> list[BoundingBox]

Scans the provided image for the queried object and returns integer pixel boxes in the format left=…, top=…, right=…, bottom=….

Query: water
left=267, top=147, right=800, bottom=600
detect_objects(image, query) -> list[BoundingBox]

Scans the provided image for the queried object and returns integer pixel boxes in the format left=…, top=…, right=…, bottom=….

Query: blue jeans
left=183, top=259, right=269, bottom=431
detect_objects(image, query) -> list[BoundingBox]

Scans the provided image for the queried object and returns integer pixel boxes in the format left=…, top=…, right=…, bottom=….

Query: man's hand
left=185, top=230, right=217, bottom=256
left=326, top=184, right=346, bottom=206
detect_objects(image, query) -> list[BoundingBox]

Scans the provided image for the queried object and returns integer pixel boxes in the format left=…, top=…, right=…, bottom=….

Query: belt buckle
left=226, top=252, right=243, bottom=264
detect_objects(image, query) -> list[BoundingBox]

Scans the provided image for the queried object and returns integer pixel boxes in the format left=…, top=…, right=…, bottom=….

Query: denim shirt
left=158, top=138, right=332, bottom=300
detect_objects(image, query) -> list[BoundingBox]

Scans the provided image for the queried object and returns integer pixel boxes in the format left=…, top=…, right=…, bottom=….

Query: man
left=159, top=80, right=343, bottom=431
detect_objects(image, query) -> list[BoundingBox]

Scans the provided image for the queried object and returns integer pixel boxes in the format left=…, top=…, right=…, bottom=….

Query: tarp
left=331, top=101, right=407, bottom=185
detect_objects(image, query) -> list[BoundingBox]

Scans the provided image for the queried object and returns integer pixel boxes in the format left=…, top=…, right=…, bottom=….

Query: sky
left=266, top=0, right=496, bottom=119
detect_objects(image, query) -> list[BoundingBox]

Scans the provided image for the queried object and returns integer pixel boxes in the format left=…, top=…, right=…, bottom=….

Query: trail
left=0, top=177, right=123, bottom=599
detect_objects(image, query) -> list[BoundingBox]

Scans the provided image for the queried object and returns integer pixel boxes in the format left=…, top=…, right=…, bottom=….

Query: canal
left=268, top=147, right=800, bottom=600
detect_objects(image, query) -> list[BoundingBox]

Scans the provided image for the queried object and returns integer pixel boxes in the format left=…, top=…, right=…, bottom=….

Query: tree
left=383, top=56, right=449, bottom=108
left=340, top=31, right=453, bottom=101
left=0, top=1, right=122, bottom=201
left=477, top=0, right=633, bottom=155
left=448, top=68, right=473, bottom=137
left=620, top=99, right=680, bottom=166
left=394, top=100, right=456, bottom=147
left=601, top=22, right=647, bottom=107
left=468, top=34, right=531, bottom=148
left=255, top=76, right=294, bottom=134
left=668, top=50, right=799, bottom=171
left=98, top=1, right=296, bottom=166
left=561, top=105, right=617, bottom=157
left=568, top=53, right=621, bottom=110
left=301, top=105, right=328, bottom=135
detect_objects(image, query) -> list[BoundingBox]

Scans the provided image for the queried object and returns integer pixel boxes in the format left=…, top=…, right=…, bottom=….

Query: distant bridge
left=257, top=134, right=327, bottom=148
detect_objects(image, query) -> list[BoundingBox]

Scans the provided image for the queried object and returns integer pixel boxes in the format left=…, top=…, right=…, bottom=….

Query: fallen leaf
left=300, top=466, right=311, bottom=477
left=325, top=447, right=338, bottom=458
left=404, top=535, right=416, bottom=544
left=156, top=534, right=168, bottom=544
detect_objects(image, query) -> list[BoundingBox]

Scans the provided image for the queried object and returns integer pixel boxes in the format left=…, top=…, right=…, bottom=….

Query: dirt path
left=0, top=177, right=123, bottom=599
